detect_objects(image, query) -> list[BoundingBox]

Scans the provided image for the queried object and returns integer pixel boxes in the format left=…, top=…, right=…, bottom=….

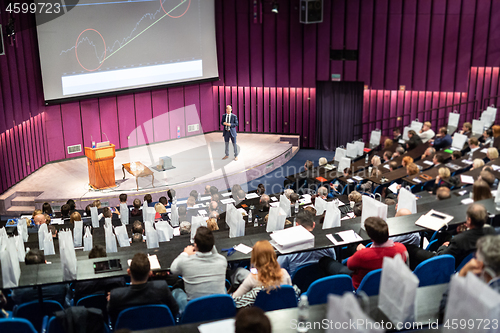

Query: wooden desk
left=122, top=162, right=155, bottom=191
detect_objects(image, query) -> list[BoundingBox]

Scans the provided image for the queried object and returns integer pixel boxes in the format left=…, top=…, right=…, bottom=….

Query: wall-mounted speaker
left=330, top=49, right=358, bottom=61
left=0, top=25, right=4, bottom=56
left=300, top=0, right=323, bottom=24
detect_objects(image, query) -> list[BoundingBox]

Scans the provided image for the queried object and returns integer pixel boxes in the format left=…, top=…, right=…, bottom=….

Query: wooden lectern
left=85, top=144, right=116, bottom=189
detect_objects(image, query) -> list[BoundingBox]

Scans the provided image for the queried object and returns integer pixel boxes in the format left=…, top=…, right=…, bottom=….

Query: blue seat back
left=13, top=300, right=64, bottom=332
left=291, top=263, right=321, bottom=294
left=254, top=285, right=297, bottom=311
left=306, top=275, right=354, bottom=305
left=181, top=294, right=236, bottom=325
left=115, top=304, right=175, bottom=331
left=413, top=254, right=455, bottom=287
left=456, top=252, right=474, bottom=273
left=356, top=269, right=382, bottom=296
left=425, top=239, right=439, bottom=251
left=0, top=318, right=37, bottom=333
left=45, top=316, right=110, bottom=333
left=76, top=294, right=108, bottom=318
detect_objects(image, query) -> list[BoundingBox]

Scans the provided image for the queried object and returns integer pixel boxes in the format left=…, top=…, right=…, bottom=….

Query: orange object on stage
left=84, top=144, right=116, bottom=189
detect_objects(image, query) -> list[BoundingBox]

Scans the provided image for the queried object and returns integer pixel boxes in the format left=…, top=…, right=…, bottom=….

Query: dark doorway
left=315, top=81, right=364, bottom=150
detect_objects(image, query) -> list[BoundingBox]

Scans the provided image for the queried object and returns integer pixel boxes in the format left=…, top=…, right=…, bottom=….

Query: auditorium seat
left=13, top=300, right=64, bottom=332
left=305, top=275, right=354, bottom=305
left=0, top=318, right=37, bottom=333
left=356, top=269, right=382, bottom=296
left=254, top=285, right=298, bottom=311
left=413, top=255, right=455, bottom=287
left=291, top=263, right=321, bottom=294
left=180, top=294, right=236, bottom=325
left=114, top=304, right=175, bottom=330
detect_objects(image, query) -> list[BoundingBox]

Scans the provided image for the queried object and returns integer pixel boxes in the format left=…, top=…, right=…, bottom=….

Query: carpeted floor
left=245, top=148, right=334, bottom=194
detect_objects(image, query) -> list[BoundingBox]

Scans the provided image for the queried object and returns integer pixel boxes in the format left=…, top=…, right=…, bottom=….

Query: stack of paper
left=326, top=230, right=363, bottom=246
left=270, top=225, right=314, bottom=254
left=415, top=209, right=453, bottom=231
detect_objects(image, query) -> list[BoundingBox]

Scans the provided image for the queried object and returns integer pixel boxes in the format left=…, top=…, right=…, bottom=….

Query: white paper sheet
left=220, top=198, right=236, bottom=205
left=221, top=192, right=232, bottom=197
left=200, top=196, right=211, bottom=201
left=270, top=196, right=278, bottom=202
left=388, top=182, right=399, bottom=193
left=326, top=230, right=363, bottom=245
left=460, top=175, right=475, bottom=184
left=423, top=160, right=434, bottom=166
left=245, top=192, right=259, bottom=199
left=198, top=319, right=235, bottom=333
left=234, top=243, right=253, bottom=254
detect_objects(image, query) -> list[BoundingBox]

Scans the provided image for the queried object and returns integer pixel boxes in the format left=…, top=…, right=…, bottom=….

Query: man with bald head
left=34, top=214, right=46, bottom=226
left=389, top=209, right=420, bottom=246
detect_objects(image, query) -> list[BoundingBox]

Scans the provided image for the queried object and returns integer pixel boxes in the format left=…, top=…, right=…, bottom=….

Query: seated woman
left=42, top=202, right=53, bottom=217
left=472, top=179, right=492, bottom=202
left=432, top=167, right=451, bottom=194
left=155, top=202, right=169, bottom=221
left=232, top=240, right=293, bottom=308
left=486, top=147, right=499, bottom=162
left=401, top=156, right=414, bottom=168
left=329, top=167, right=351, bottom=196
left=130, top=198, right=142, bottom=217
left=471, top=158, right=485, bottom=170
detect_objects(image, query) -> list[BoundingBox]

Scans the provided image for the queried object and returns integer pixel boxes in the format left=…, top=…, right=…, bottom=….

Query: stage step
left=6, top=205, right=36, bottom=215
left=11, top=196, right=37, bottom=207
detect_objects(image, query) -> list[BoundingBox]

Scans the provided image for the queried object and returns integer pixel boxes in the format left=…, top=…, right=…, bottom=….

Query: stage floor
left=0, top=133, right=299, bottom=214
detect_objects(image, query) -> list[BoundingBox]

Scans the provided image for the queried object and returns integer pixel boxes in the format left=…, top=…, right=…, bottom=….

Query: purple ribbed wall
left=1, top=0, right=500, bottom=194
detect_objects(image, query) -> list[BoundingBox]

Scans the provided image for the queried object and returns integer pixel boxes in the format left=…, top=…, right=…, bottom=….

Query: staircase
left=3, top=191, right=42, bottom=216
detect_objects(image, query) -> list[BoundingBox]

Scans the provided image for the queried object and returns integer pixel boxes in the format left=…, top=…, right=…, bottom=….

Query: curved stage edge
left=0, top=133, right=300, bottom=214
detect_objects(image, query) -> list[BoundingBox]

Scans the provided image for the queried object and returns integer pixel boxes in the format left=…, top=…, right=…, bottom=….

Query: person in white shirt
left=418, top=121, right=435, bottom=143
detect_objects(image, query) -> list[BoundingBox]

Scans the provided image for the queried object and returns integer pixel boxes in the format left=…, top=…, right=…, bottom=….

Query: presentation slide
left=35, top=0, right=218, bottom=103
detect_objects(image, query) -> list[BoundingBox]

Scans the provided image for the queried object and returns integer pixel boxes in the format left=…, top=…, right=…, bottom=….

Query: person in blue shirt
left=431, top=127, right=452, bottom=151
left=277, top=211, right=336, bottom=276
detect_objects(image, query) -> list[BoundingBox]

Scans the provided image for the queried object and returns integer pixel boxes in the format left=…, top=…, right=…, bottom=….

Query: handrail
left=482, top=96, right=499, bottom=110
left=354, top=99, right=480, bottom=140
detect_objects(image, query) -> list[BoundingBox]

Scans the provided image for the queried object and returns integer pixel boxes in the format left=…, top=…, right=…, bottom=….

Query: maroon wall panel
left=330, top=0, right=345, bottom=82
left=80, top=99, right=102, bottom=149
left=135, top=92, right=153, bottom=146
left=99, top=96, right=121, bottom=148
left=168, top=87, right=186, bottom=140
left=399, top=0, right=418, bottom=90
left=344, top=0, right=360, bottom=82
left=117, top=95, right=137, bottom=148
left=236, top=1, right=250, bottom=87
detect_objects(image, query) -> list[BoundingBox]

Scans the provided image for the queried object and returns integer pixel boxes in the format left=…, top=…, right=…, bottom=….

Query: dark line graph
left=59, top=0, right=188, bottom=67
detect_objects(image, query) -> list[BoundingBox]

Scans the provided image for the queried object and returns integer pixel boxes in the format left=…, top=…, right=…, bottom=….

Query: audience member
left=421, top=147, right=436, bottom=160
left=206, top=217, right=219, bottom=231
left=257, top=183, right=266, bottom=195
left=11, top=250, right=69, bottom=306
left=393, top=146, right=405, bottom=158
left=432, top=154, right=445, bottom=165
left=432, top=167, right=451, bottom=194
left=406, top=163, right=419, bottom=176
left=487, top=147, right=499, bottom=161
left=170, top=227, right=227, bottom=312
left=158, top=196, right=170, bottom=208
left=144, top=194, right=153, bottom=207
left=232, top=240, right=292, bottom=306
left=479, top=170, right=495, bottom=188
left=108, top=253, right=178, bottom=324
left=468, top=137, right=480, bottom=154
left=290, top=193, right=299, bottom=205
left=348, top=191, right=362, bottom=204
left=353, top=203, right=363, bottom=217
left=460, top=122, right=472, bottom=137
left=406, top=204, right=496, bottom=270
left=401, top=156, right=414, bottom=168
left=406, top=130, right=423, bottom=150
left=393, top=127, right=402, bottom=142
left=189, top=190, right=198, bottom=201
left=70, top=211, right=81, bottom=225
left=33, top=213, right=47, bottom=226
left=480, top=128, right=494, bottom=147
left=436, top=186, right=451, bottom=200
left=155, top=203, right=168, bottom=221
left=132, top=221, right=144, bottom=234
left=209, top=186, right=218, bottom=196
left=277, top=212, right=336, bottom=275
left=60, top=204, right=71, bottom=219
left=131, top=199, right=142, bottom=217
left=419, top=121, right=435, bottom=143
left=319, top=217, right=407, bottom=288
left=132, top=233, right=143, bottom=243
left=472, top=179, right=492, bottom=202
left=304, top=206, right=317, bottom=216
left=235, top=307, right=271, bottom=333
left=383, top=150, right=393, bottom=162
left=384, top=138, right=393, bottom=150
left=318, top=157, right=328, bottom=166
left=472, top=158, right=485, bottom=170
left=390, top=209, right=420, bottom=246
left=204, top=185, right=212, bottom=195
left=259, top=194, right=271, bottom=212
left=42, top=202, right=53, bottom=216
left=451, top=151, right=462, bottom=160
left=458, top=235, right=500, bottom=292
left=316, top=186, right=328, bottom=200
left=432, top=127, right=452, bottom=151
left=388, top=161, right=398, bottom=172
left=66, top=199, right=76, bottom=212
left=492, top=125, right=500, bottom=151
left=74, top=245, right=125, bottom=302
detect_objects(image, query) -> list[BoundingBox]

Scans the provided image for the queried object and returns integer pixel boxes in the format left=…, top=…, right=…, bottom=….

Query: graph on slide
left=35, top=0, right=218, bottom=101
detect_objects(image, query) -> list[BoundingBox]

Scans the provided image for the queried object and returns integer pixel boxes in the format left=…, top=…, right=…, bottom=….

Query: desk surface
left=136, top=283, right=449, bottom=333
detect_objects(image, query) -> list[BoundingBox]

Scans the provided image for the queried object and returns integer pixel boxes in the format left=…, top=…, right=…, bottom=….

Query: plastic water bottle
left=297, top=294, right=309, bottom=332
left=468, top=151, right=473, bottom=160
left=197, top=193, right=201, bottom=202
left=254, top=217, right=258, bottom=227
left=177, top=126, right=181, bottom=139
left=365, top=154, right=369, bottom=163
left=248, top=207, right=253, bottom=223
left=294, top=201, right=299, bottom=214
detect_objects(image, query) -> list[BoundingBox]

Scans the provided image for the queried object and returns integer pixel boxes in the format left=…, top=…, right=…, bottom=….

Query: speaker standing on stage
left=222, top=105, right=239, bottom=161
